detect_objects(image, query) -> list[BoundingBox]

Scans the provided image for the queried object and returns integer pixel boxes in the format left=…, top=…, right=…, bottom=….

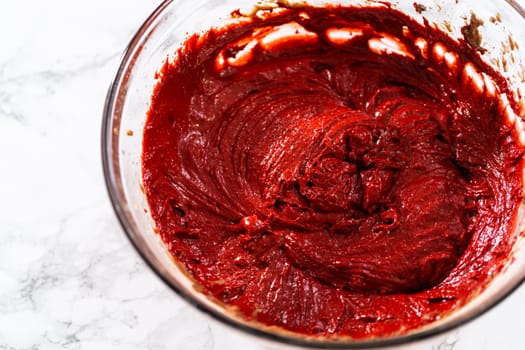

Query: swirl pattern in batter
left=142, top=4, right=524, bottom=337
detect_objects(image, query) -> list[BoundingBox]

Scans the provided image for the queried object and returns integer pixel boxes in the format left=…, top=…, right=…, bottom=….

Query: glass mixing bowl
left=102, top=0, right=525, bottom=348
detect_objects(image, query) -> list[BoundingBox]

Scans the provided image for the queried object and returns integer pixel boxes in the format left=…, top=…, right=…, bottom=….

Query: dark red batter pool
left=142, top=3, right=524, bottom=338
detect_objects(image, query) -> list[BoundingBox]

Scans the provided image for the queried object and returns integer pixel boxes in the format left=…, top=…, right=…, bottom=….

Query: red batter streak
left=142, top=4, right=524, bottom=338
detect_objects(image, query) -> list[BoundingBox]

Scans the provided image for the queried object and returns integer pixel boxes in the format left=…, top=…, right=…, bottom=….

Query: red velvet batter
left=142, top=4, right=524, bottom=338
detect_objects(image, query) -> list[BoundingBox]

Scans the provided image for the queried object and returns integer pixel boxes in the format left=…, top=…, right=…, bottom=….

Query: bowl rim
left=101, top=0, right=525, bottom=348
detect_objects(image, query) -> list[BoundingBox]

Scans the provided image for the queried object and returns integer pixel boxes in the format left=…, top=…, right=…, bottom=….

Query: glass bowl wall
left=102, top=0, right=525, bottom=348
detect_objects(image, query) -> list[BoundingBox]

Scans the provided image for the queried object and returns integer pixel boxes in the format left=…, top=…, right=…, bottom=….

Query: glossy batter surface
left=142, top=4, right=524, bottom=337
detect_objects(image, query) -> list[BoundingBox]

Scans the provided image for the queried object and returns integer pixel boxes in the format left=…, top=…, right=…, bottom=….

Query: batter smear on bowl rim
left=141, top=3, right=525, bottom=338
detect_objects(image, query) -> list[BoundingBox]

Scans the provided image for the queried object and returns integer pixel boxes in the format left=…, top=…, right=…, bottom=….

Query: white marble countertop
left=1, top=1, right=525, bottom=349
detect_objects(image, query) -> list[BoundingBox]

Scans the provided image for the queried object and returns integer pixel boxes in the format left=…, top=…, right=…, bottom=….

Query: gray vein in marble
left=0, top=50, right=122, bottom=85
left=3, top=208, right=85, bottom=310
left=433, top=332, right=459, bottom=350
left=0, top=50, right=122, bottom=123
left=43, top=330, right=80, bottom=349
left=0, top=345, right=40, bottom=350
